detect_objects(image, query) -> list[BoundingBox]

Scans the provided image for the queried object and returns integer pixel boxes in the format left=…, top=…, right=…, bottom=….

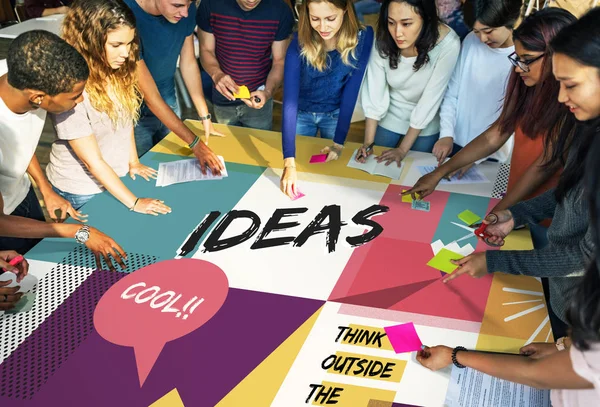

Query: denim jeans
left=354, top=0, right=382, bottom=22
left=51, top=185, right=98, bottom=210
left=0, top=186, right=45, bottom=253
left=135, top=92, right=181, bottom=157
left=296, top=109, right=339, bottom=139
left=213, top=99, right=273, bottom=131
left=374, top=125, right=439, bottom=152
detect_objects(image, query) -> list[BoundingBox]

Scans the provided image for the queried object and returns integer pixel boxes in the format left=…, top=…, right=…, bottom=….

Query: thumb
left=451, top=256, right=469, bottom=266
left=0, top=279, right=14, bottom=287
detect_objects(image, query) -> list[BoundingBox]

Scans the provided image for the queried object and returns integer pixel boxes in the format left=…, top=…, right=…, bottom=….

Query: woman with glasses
left=405, top=8, right=577, bottom=337
left=416, top=11, right=600, bottom=402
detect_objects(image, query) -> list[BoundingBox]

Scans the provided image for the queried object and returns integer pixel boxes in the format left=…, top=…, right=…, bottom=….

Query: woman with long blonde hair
left=46, top=0, right=171, bottom=216
left=280, top=0, right=374, bottom=198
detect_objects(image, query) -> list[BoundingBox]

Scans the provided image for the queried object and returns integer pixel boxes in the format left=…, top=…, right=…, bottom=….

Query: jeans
left=52, top=185, right=98, bottom=210
left=135, top=92, right=181, bottom=157
left=296, top=109, right=339, bottom=139
left=374, top=125, right=439, bottom=152
left=354, top=0, right=382, bottom=22
left=213, top=99, right=273, bottom=131
left=0, top=186, right=45, bottom=254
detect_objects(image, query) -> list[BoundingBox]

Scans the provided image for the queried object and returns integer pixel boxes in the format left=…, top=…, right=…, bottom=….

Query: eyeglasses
left=508, top=52, right=545, bottom=73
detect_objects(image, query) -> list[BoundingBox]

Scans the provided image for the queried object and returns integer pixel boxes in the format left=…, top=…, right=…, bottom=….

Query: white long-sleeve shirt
left=439, top=31, right=514, bottom=162
left=361, top=28, right=460, bottom=137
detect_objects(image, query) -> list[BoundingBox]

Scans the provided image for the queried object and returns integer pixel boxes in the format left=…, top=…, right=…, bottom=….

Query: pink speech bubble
left=93, top=258, right=229, bottom=386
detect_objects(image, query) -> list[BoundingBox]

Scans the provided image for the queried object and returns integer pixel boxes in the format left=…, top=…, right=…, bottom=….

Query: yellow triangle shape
left=149, top=388, right=185, bottom=407
left=216, top=305, right=324, bottom=406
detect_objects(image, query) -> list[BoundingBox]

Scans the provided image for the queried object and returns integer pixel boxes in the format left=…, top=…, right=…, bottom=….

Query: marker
left=9, top=255, right=24, bottom=267
left=357, top=142, right=375, bottom=161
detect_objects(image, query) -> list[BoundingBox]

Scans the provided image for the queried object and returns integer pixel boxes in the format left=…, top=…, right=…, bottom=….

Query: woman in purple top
left=280, top=0, right=374, bottom=198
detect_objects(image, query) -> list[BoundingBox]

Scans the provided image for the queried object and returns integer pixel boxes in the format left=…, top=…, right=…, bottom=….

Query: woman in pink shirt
left=415, top=8, right=600, bottom=404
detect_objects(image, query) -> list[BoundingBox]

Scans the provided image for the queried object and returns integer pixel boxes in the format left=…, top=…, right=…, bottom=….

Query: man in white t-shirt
left=433, top=0, right=522, bottom=172
left=0, top=31, right=127, bottom=271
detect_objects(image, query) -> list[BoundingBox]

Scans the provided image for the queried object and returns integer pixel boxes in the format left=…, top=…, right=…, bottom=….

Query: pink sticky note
left=309, top=154, right=328, bottom=163
left=291, top=191, right=305, bottom=201
left=384, top=322, right=423, bottom=353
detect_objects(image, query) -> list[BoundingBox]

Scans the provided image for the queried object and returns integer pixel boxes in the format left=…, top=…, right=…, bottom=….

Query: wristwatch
left=75, top=225, right=91, bottom=245
left=198, top=113, right=211, bottom=121
left=556, top=336, right=566, bottom=351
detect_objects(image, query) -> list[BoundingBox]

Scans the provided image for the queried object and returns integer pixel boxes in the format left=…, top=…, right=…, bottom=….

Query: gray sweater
left=486, top=184, right=594, bottom=323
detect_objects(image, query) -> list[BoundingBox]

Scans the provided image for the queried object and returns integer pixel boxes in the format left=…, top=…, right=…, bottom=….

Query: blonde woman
left=280, top=0, right=374, bottom=198
left=46, top=0, right=171, bottom=216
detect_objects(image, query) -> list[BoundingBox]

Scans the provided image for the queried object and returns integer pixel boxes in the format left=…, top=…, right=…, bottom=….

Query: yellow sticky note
left=427, top=248, right=463, bottom=274
left=458, top=210, right=481, bottom=226
left=234, top=85, right=251, bottom=99
left=401, top=190, right=413, bottom=203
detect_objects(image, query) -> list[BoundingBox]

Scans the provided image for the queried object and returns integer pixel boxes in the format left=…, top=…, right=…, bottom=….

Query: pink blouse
left=551, top=344, right=600, bottom=406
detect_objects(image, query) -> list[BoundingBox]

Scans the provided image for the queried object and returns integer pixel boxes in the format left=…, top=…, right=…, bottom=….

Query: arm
left=26, top=155, right=85, bottom=221
left=332, top=27, right=375, bottom=147
left=41, top=6, right=68, bottom=16
left=360, top=43, right=390, bottom=147
left=281, top=37, right=302, bottom=160
left=245, top=38, right=290, bottom=110
left=493, top=152, right=561, bottom=212
left=24, top=0, right=65, bottom=18
left=198, top=29, right=238, bottom=101
left=137, top=59, right=223, bottom=173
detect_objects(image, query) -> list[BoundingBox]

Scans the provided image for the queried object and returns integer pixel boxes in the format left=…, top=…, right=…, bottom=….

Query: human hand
left=84, top=227, right=127, bottom=271
left=192, top=142, right=223, bottom=175
left=321, top=143, right=343, bottom=162
left=481, top=211, right=515, bottom=246
left=416, top=345, right=453, bottom=371
left=129, top=162, right=158, bottom=181
left=448, top=163, right=474, bottom=180
left=355, top=143, right=374, bottom=163
left=0, top=280, right=23, bottom=311
left=213, top=72, right=239, bottom=101
left=375, top=147, right=406, bottom=167
left=520, top=342, right=559, bottom=359
left=281, top=165, right=298, bottom=198
left=202, top=119, right=225, bottom=146
left=0, top=250, right=29, bottom=283
left=432, top=137, right=453, bottom=166
left=241, top=90, right=270, bottom=110
left=43, top=189, right=88, bottom=222
left=443, top=252, right=488, bottom=283
left=133, top=198, right=171, bottom=216
left=402, top=171, right=442, bottom=200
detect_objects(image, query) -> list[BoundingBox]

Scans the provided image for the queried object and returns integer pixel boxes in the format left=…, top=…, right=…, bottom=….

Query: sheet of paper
left=445, top=365, right=550, bottom=407
left=373, top=161, right=404, bottom=180
left=426, top=248, right=463, bottom=274
left=431, top=240, right=444, bottom=255
left=458, top=209, right=482, bottom=226
left=384, top=322, right=423, bottom=354
left=457, top=243, right=475, bottom=256
left=156, top=157, right=228, bottom=187
left=417, top=165, right=489, bottom=184
left=347, top=149, right=377, bottom=174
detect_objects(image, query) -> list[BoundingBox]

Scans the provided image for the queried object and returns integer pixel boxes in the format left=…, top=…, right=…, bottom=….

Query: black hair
left=567, top=122, right=600, bottom=351
left=6, top=30, right=89, bottom=96
left=376, top=0, right=440, bottom=71
left=472, top=0, right=522, bottom=28
left=549, top=8, right=600, bottom=202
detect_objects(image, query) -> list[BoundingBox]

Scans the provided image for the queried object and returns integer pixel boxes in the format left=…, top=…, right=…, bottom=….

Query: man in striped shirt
left=197, top=0, right=294, bottom=130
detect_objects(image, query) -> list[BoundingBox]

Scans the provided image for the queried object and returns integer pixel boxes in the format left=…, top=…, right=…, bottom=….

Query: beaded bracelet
left=452, top=346, right=467, bottom=368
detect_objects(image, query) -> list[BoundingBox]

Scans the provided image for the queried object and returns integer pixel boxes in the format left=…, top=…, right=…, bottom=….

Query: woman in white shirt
left=433, top=0, right=522, bottom=167
left=358, top=0, right=460, bottom=167
left=47, top=0, right=171, bottom=216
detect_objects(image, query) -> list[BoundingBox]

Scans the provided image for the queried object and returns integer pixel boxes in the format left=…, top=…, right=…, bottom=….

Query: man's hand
left=192, top=142, right=224, bottom=175
left=432, top=137, right=453, bottom=166
left=213, top=72, right=239, bottom=101
left=241, top=90, right=270, bottom=110
left=443, top=252, right=488, bottom=283
left=85, top=227, right=127, bottom=271
left=0, top=280, right=23, bottom=311
left=42, top=189, right=88, bottom=223
left=0, top=250, right=29, bottom=283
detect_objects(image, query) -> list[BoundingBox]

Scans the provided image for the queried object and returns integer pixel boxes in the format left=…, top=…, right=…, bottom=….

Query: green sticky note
left=427, top=248, right=464, bottom=274
left=458, top=210, right=481, bottom=226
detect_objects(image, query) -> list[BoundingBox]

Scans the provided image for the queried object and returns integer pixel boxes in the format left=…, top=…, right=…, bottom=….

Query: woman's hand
left=202, top=119, right=226, bottom=145
left=355, top=143, right=374, bottom=163
left=432, top=137, right=453, bottom=166
left=321, top=143, right=343, bottom=162
left=417, top=345, right=454, bottom=371
left=482, top=211, right=515, bottom=246
left=403, top=171, right=443, bottom=200
left=133, top=198, right=171, bottom=216
left=281, top=165, right=298, bottom=199
left=376, top=147, right=407, bottom=167
left=129, top=162, right=158, bottom=181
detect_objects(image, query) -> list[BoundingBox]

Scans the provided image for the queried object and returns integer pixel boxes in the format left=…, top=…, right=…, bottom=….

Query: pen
left=357, top=142, right=375, bottom=161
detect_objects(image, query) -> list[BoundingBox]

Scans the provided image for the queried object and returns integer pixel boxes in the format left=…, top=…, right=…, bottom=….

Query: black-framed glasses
left=508, top=52, right=545, bottom=73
